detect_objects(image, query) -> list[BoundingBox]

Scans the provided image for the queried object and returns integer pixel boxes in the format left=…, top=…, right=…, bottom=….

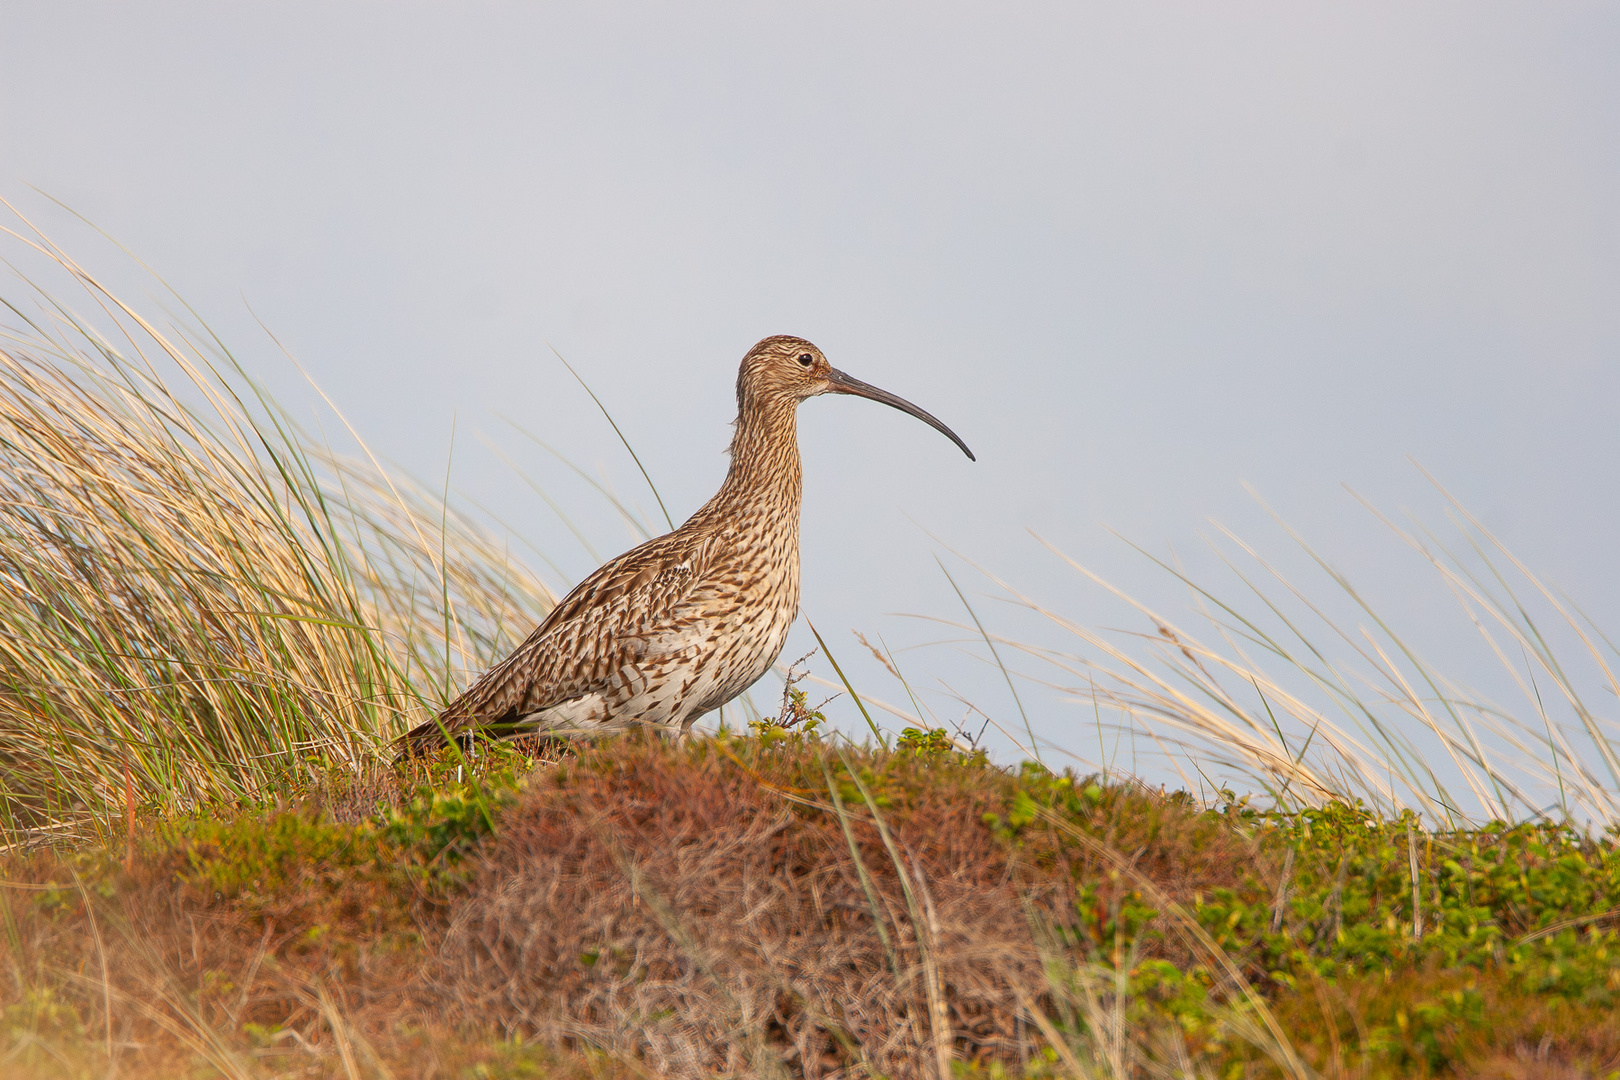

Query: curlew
left=399, top=335, right=973, bottom=756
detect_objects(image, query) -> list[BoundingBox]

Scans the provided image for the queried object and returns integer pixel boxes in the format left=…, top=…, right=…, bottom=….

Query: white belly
left=514, top=605, right=795, bottom=737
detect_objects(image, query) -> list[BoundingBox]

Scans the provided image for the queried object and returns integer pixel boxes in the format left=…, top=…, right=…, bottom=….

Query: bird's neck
left=705, top=394, right=803, bottom=527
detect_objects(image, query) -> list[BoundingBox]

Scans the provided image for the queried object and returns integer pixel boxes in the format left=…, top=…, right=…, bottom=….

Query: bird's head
left=736, top=334, right=975, bottom=460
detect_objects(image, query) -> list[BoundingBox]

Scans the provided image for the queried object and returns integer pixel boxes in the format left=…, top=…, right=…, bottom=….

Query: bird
left=398, top=334, right=974, bottom=757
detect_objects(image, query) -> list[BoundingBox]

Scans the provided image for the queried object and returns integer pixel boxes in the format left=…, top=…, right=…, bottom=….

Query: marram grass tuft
left=0, top=212, right=554, bottom=846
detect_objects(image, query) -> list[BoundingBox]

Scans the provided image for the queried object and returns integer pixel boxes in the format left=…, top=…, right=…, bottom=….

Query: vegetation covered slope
left=5, top=215, right=1620, bottom=1080
left=4, top=734, right=1619, bottom=1079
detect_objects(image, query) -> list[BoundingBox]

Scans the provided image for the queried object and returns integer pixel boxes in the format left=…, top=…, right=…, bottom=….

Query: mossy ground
left=3, top=732, right=1618, bottom=1078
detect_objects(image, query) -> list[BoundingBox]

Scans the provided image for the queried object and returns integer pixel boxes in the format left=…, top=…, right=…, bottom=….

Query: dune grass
left=1027, top=504, right=1620, bottom=828
left=900, top=487, right=1620, bottom=832
left=0, top=212, right=554, bottom=845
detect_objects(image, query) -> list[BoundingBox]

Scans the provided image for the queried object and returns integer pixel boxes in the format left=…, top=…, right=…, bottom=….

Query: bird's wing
left=402, top=531, right=715, bottom=747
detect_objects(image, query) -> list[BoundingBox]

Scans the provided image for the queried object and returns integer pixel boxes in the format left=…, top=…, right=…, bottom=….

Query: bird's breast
left=677, top=522, right=801, bottom=714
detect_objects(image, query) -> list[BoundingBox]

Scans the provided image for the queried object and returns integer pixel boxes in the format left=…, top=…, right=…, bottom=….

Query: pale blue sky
left=3, top=3, right=1617, bottom=793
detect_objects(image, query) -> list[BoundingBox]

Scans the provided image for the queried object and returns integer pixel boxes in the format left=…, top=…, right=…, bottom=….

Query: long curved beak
left=824, top=367, right=976, bottom=461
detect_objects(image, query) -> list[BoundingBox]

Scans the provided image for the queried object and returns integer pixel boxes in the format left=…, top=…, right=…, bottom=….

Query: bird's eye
left=797, top=353, right=813, bottom=367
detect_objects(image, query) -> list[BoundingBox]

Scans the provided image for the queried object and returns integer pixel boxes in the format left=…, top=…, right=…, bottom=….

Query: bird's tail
left=392, top=712, right=465, bottom=766
left=393, top=714, right=575, bottom=768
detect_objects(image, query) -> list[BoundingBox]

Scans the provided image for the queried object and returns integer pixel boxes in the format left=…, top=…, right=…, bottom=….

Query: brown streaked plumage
left=399, top=335, right=974, bottom=756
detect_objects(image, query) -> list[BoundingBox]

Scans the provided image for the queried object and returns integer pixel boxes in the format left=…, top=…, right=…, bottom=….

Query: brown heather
left=432, top=738, right=1220, bottom=1076
left=9, top=735, right=1620, bottom=1078
left=0, top=738, right=1258, bottom=1079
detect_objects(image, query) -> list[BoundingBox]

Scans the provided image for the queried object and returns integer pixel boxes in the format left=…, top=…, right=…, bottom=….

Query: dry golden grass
left=0, top=209, right=554, bottom=845
left=936, top=502, right=1620, bottom=830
